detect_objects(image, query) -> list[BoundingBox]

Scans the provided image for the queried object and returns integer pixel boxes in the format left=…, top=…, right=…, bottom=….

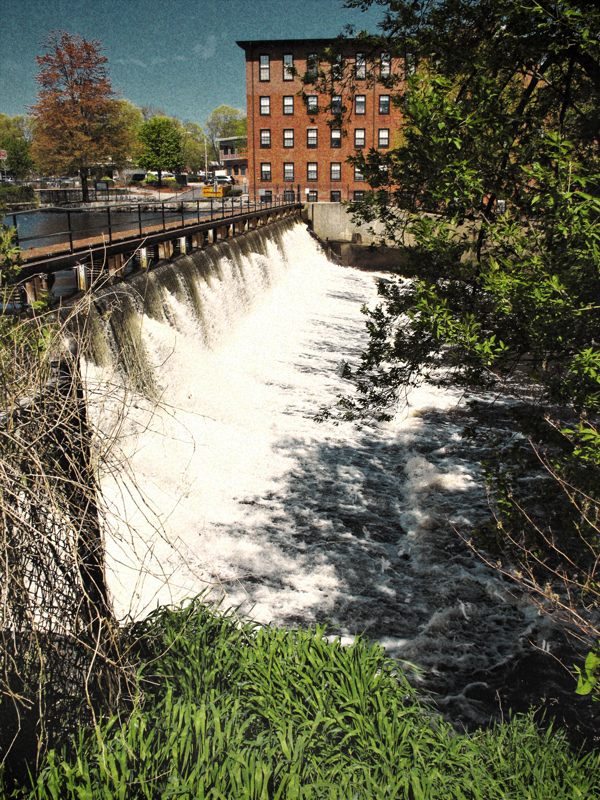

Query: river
left=83, top=219, right=579, bottom=732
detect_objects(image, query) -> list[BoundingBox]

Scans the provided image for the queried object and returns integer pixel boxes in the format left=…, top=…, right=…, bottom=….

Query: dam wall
left=302, top=202, right=405, bottom=270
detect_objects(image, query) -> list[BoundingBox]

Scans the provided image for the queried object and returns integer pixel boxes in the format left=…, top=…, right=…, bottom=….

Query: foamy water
left=85, top=223, right=557, bottom=726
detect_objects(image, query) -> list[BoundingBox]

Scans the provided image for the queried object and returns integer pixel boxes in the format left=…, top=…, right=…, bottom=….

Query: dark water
left=4, top=207, right=210, bottom=251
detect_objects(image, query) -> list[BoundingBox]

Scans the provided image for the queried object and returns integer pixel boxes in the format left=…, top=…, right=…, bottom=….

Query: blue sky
left=1, top=0, right=384, bottom=127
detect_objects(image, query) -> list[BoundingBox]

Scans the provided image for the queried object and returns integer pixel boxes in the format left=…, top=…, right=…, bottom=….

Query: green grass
left=3, top=598, right=599, bottom=799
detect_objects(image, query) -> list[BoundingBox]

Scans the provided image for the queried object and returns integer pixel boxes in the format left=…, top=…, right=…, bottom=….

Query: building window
left=354, top=166, right=365, bottom=181
left=381, top=52, right=391, bottom=78
left=240, top=165, right=246, bottom=175
left=260, top=129, right=271, bottom=148
left=307, top=190, right=318, bottom=202
left=259, top=55, right=270, bottom=81
left=260, top=96, right=270, bottom=115
left=353, top=191, right=365, bottom=201
left=283, top=53, right=294, bottom=80
left=378, top=128, right=390, bottom=148
left=355, top=53, right=366, bottom=79
left=283, top=189, right=296, bottom=202
left=307, top=162, right=318, bottom=181
left=307, top=128, right=318, bottom=148
left=379, top=95, right=390, bottom=114
left=307, top=53, right=318, bottom=76
left=283, top=128, right=294, bottom=148
left=226, top=166, right=232, bottom=176
left=283, top=162, right=294, bottom=181
left=331, top=95, right=342, bottom=115
left=261, top=163, right=271, bottom=181
left=354, top=128, right=366, bottom=148
left=261, top=189, right=272, bottom=202
left=330, top=190, right=342, bottom=202
left=331, top=53, right=343, bottom=81
left=283, top=95, right=294, bottom=115
left=355, top=94, right=366, bottom=114
left=306, top=95, right=319, bottom=114
left=330, top=162, right=341, bottom=181
left=330, top=129, right=342, bottom=148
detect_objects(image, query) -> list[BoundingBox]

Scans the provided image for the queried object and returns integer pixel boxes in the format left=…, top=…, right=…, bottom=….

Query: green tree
left=181, top=121, right=208, bottom=174
left=30, top=31, right=139, bottom=202
left=327, top=0, right=600, bottom=688
left=205, top=105, right=246, bottom=162
left=137, top=116, right=184, bottom=186
left=0, top=115, right=36, bottom=179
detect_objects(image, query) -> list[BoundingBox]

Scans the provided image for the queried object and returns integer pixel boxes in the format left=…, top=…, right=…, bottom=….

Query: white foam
left=85, top=223, right=555, bottom=717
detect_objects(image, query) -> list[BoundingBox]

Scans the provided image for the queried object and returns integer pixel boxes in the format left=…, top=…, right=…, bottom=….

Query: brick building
left=236, top=38, right=403, bottom=202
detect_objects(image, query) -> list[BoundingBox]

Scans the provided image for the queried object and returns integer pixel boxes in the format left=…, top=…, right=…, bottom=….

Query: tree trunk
left=157, top=168, right=162, bottom=187
left=79, top=167, right=90, bottom=203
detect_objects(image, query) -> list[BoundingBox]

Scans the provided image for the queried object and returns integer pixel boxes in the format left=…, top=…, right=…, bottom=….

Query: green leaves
left=575, top=644, right=600, bottom=696
left=20, top=600, right=600, bottom=799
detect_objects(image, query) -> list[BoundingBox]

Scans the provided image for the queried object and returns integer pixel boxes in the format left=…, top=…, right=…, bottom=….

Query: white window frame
left=283, top=53, right=294, bottom=81
left=379, top=95, right=390, bottom=114
left=259, top=54, right=270, bottom=81
left=354, top=128, right=366, bottom=148
left=355, top=53, right=366, bottom=80
left=283, top=128, right=294, bottom=148
left=260, top=96, right=270, bottom=116
left=283, top=95, right=294, bottom=115
left=380, top=52, right=391, bottom=78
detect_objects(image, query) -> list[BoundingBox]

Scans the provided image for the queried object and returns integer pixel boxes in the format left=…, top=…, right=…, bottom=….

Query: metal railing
left=5, top=196, right=298, bottom=261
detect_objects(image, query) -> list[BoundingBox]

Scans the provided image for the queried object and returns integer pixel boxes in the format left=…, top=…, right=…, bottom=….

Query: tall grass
left=3, top=598, right=599, bottom=799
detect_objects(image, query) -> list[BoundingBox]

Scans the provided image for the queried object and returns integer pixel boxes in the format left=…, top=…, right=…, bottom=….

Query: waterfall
left=83, top=218, right=561, bottom=729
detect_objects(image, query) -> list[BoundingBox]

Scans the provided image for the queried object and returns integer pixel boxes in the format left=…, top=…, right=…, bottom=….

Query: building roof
left=236, top=38, right=341, bottom=50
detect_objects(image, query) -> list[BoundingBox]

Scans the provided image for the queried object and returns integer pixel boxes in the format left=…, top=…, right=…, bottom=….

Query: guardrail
left=5, top=196, right=294, bottom=263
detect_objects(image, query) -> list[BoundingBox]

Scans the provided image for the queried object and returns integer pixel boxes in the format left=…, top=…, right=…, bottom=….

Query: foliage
left=6, top=598, right=598, bottom=799
left=205, top=104, right=246, bottom=160
left=137, top=117, right=184, bottom=185
left=30, top=31, right=139, bottom=202
left=0, top=221, right=128, bottom=789
left=0, top=185, right=38, bottom=206
left=313, top=0, right=600, bottom=694
left=0, top=114, right=36, bottom=179
left=180, top=121, right=208, bottom=174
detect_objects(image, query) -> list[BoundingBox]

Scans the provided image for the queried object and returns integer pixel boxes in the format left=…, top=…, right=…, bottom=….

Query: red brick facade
left=236, top=39, right=403, bottom=202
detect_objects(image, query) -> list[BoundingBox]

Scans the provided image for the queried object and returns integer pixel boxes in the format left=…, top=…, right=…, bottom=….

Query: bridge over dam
left=8, top=197, right=303, bottom=306
left=5, top=200, right=406, bottom=307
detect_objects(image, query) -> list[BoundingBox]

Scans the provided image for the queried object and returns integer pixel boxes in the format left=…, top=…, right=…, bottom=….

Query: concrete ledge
left=302, top=202, right=395, bottom=246
left=327, top=240, right=405, bottom=271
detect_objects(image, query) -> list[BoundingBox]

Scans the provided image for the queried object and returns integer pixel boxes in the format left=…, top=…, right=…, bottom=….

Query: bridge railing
left=5, top=196, right=297, bottom=263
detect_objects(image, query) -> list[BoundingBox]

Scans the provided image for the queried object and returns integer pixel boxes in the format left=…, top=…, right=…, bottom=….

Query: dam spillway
left=82, top=218, right=559, bottom=729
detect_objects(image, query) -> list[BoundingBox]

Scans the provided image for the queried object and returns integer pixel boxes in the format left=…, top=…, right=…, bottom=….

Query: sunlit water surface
left=86, top=223, right=560, bottom=727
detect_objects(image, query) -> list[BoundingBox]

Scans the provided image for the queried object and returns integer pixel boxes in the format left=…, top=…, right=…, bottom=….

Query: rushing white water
left=86, top=221, right=559, bottom=727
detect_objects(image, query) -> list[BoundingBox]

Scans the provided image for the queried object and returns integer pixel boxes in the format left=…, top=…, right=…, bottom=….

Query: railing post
left=210, top=198, right=213, bottom=221
left=162, top=201, right=166, bottom=232
left=138, top=203, right=143, bottom=237
left=11, top=214, right=19, bottom=246
left=67, top=209, right=74, bottom=253
left=107, top=205, right=113, bottom=244
left=197, top=199, right=200, bottom=224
